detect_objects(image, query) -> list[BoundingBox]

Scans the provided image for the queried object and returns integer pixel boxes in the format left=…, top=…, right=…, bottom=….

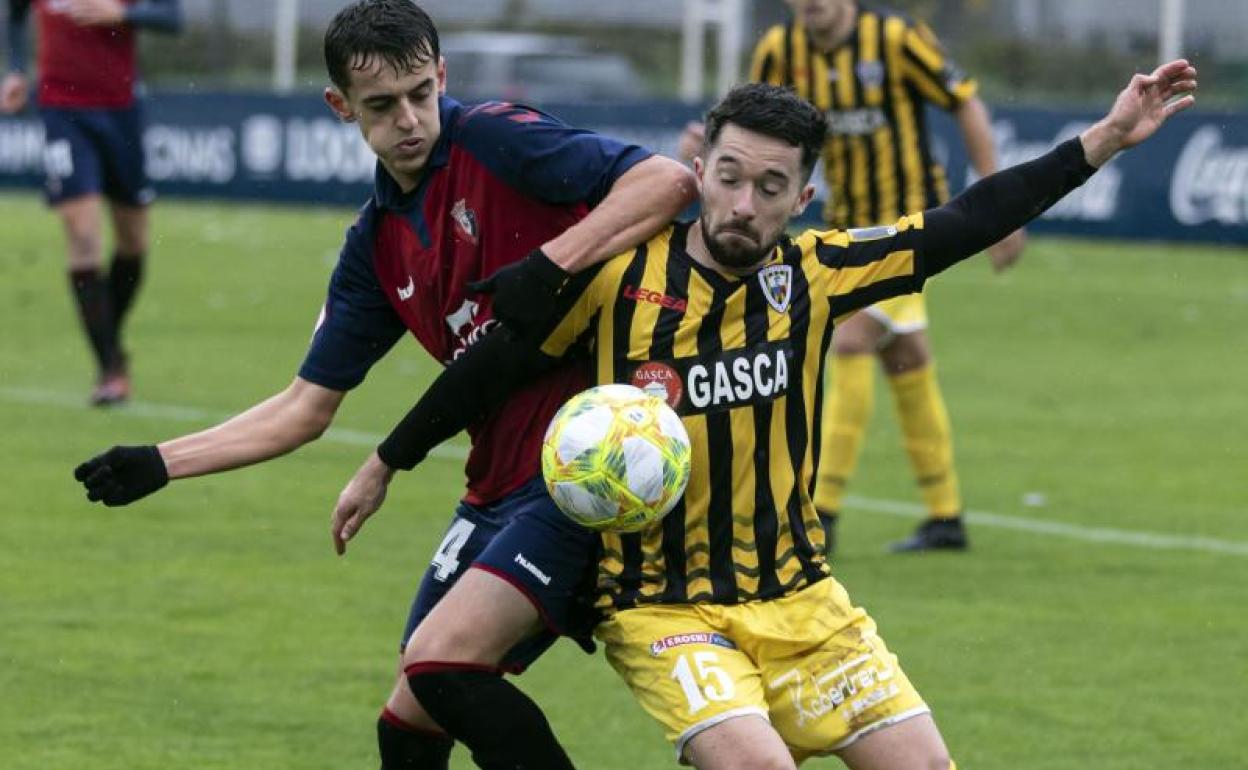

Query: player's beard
left=700, top=217, right=778, bottom=271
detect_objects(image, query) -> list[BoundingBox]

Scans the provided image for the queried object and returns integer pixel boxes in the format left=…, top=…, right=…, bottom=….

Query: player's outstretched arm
left=73, top=378, right=345, bottom=506
left=954, top=96, right=1027, bottom=272
left=917, top=60, right=1197, bottom=280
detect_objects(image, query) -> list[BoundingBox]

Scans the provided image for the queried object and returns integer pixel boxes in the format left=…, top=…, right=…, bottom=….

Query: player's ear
left=437, top=56, right=447, bottom=95
left=692, top=156, right=706, bottom=195
left=324, top=87, right=355, bottom=123
left=791, top=183, right=816, bottom=218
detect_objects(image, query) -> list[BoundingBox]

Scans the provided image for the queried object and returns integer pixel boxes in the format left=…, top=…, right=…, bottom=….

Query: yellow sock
left=888, top=364, right=962, bottom=518
left=814, top=354, right=875, bottom=513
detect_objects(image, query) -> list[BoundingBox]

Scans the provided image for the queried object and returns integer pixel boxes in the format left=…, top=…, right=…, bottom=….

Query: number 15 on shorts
left=671, top=652, right=735, bottom=714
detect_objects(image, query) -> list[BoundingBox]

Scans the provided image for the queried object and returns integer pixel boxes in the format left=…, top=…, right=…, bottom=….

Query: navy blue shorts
left=400, top=476, right=601, bottom=672
left=41, top=105, right=152, bottom=206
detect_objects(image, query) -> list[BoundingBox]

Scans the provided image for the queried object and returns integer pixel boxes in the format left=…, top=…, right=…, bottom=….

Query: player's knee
left=404, top=623, right=491, bottom=665
left=880, top=333, right=931, bottom=375
left=832, top=333, right=877, bottom=356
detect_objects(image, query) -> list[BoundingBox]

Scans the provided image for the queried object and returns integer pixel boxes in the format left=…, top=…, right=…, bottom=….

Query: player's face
left=788, top=0, right=852, bottom=34
left=695, top=124, right=815, bottom=272
left=325, top=54, right=446, bottom=191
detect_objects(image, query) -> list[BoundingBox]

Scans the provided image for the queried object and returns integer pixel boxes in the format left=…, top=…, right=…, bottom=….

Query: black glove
left=73, top=445, right=169, bottom=506
left=467, top=248, right=568, bottom=331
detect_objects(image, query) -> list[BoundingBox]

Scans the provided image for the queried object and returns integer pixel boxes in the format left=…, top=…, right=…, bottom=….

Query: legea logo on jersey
left=451, top=199, right=479, bottom=245
left=758, top=265, right=793, bottom=313
left=623, top=284, right=688, bottom=313
left=650, top=632, right=737, bottom=657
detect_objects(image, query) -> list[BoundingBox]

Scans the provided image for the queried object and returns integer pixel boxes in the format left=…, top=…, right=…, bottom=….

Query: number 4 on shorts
left=430, top=518, right=476, bottom=582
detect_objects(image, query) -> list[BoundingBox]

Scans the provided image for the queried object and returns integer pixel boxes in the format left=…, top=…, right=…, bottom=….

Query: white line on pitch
left=6, top=385, right=1246, bottom=558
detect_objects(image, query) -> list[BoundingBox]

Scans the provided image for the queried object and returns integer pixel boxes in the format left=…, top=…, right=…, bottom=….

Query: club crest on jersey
left=451, top=199, right=478, bottom=245
left=758, top=265, right=793, bottom=314
left=856, top=60, right=885, bottom=89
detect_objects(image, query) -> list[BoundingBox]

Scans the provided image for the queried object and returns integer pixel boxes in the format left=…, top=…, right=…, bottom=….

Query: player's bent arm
left=954, top=96, right=998, bottom=180
left=542, top=155, right=696, bottom=273
left=159, top=377, right=345, bottom=479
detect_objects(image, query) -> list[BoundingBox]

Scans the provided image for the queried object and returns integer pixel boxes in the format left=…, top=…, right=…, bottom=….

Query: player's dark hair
left=324, top=0, right=440, bottom=94
left=703, top=83, right=828, bottom=180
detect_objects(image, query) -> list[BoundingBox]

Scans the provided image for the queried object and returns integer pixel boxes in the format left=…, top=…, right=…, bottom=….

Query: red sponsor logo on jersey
left=623, top=285, right=687, bottom=313
left=630, top=362, right=683, bottom=409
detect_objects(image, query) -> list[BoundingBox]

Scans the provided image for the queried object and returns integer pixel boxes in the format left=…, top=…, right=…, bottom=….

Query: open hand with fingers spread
left=1081, top=59, right=1198, bottom=167
left=331, top=451, right=396, bottom=555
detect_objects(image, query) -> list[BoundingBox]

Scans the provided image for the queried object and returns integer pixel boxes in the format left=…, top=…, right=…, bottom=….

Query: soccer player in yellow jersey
left=682, top=0, right=1026, bottom=552
left=349, top=64, right=1196, bottom=767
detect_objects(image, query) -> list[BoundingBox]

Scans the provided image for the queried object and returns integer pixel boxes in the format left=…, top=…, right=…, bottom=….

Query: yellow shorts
left=595, top=578, right=929, bottom=763
left=863, top=292, right=928, bottom=335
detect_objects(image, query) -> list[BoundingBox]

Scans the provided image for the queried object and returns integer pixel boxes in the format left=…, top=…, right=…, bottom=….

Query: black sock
left=69, top=267, right=122, bottom=373
left=109, top=252, right=144, bottom=330
left=377, top=709, right=453, bottom=770
left=406, top=665, right=576, bottom=770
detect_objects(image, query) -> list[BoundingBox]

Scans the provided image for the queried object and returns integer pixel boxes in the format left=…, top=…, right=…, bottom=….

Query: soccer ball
left=542, top=384, right=692, bottom=532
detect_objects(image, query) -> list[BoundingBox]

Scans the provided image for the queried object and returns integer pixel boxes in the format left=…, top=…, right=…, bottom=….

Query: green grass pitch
left=1, top=193, right=1245, bottom=768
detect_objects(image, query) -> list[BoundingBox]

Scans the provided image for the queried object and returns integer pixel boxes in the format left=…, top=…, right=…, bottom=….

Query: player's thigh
left=596, top=604, right=768, bottom=763
left=404, top=567, right=543, bottom=665
left=109, top=202, right=149, bottom=256
left=878, top=328, right=932, bottom=375
left=683, top=713, right=795, bottom=770
left=40, top=108, right=103, bottom=207
left=752, top=578, right=930, bottom=762
left=831, top=310, right=890, bottom=356
left=835, top=712, right=951, bottom=770
left=97, top=105, right=154, bottom=212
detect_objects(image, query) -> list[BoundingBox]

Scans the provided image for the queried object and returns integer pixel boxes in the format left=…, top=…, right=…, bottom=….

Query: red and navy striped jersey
left=299, top=95, right=652, bottom=505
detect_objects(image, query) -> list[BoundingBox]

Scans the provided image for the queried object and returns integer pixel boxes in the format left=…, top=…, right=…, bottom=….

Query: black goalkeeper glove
left=73, top=445, right=169, bottom=506
left=467, top=248, right=568, bottom=331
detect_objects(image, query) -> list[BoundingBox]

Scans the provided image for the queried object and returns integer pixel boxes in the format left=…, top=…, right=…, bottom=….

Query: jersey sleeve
left=297, top=208, right=406, bottom=391
left=454, top=101, right=652, bottom=208
left=899, top=19, right=977, bottom=110
left=6, top=0, right=31, bottom=72
left=538, top=258, right=618, bottom=359
left=805, top=214, right=926, bottom=321
left=749, top=24, right=788, bottom=85
left=124, top=0, right=184, bottom=34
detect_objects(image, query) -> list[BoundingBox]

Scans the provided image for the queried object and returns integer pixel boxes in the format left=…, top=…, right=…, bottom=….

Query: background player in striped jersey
left=682, top=0, right=1025, bottom=553
left=71, top=1, right=695, bottom=768
left=2, top=0, right=182, bottom=405
left=365, top=63, right=1196, bottom=767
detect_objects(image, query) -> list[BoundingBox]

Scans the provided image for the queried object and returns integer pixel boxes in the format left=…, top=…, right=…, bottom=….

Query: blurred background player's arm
left=2, top=0, right=31, bottom=113
left=904, top=20, right=1027, bottom=272
left=58, top=0, right=182, bottom=32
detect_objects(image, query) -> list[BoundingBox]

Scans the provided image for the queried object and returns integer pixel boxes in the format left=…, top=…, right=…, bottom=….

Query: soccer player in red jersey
left=73, top=2, right=695, bottom=768
left=3, top=0, right=182, bottom=404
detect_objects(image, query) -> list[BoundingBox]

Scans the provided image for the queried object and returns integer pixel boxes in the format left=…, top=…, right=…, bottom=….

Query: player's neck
left=807, top=3, right=858, bottom=52
left=383, top=162, right=423, bottom=194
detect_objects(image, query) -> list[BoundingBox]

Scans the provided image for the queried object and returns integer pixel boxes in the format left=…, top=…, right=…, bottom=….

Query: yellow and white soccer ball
left=542, top=384, right=692, bottom=532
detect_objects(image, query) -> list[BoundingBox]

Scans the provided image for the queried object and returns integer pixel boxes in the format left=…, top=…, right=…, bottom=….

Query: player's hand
left=73, top=445, right=169, bottom=506
left=1081, top=60, right=1197, bottom=167
left=467, top=248, right=568, bottom=333
left=677, top=121, right=705, bottom=163
left=331, top=451, right=396, bottom=555
left=63, top=0, right=127, bottom=26
left=1, top=72, right=29, bottom=114
left=987, top=228, right=1027, bottom=273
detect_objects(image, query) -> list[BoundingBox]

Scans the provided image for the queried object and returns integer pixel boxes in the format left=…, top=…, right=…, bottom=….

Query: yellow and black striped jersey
left=541, top=216, right=930, bottom=611
left=750, top=4, right=977, bottom=228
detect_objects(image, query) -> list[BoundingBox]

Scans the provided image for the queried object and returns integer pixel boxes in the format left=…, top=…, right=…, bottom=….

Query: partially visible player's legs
left=108, top=202, right=149, bottom=344
left=376, top=683, right=453, bottom=770
left=58, top=194, right=126, bottom=402
left=835, top=713, right=953, bottom=770
left=403, top=569, right=576, bottom=770
left=683, top=715, right=795, bottom=770
left=878, top=329, right=968, bottom=553
left=814, top=311, right=888, bottom=555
